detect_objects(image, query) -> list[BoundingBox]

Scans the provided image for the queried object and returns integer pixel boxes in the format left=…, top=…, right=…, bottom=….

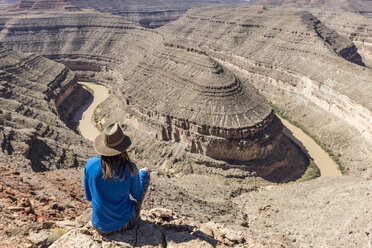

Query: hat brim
left=93, top=132, right=132, bottom=156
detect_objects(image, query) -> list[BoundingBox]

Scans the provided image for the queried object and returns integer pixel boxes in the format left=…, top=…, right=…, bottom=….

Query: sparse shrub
left=10, top=228, right=23, bottom=236
left=298, top=160, right=321, bottom=182
left=47, top=228, right=69, bottom=245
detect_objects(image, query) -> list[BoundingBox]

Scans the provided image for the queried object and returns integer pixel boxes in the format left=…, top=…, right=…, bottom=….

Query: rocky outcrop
left=159, top=7, right=372, bottom=175
left=0, top=44, right=93, bottom=171
left=48, top=208, right=294, bottom=248
left=311, top=9, right=372, bottom=67
left=307, top=13, right=365, bottom=65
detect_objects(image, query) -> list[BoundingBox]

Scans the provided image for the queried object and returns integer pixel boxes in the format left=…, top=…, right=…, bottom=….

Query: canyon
left=0, top=11, right=308, bottom=180
left=0, top=1, right=371, bottom=247
left=160, top=7, right=372, bottom=176
left=0, top=44, right=93, bottom=171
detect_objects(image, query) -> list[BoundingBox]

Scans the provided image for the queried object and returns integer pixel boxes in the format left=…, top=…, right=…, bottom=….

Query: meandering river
left=74, top=82, right=341, bottom=177
left=73, top=82, right=109, bottom=142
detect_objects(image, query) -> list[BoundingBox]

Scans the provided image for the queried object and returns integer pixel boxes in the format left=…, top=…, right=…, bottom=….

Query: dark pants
left=94, top=175, right=150, bottom=235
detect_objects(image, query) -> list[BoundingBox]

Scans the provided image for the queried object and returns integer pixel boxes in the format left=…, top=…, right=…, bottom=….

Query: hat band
left=105, top=135, right=124, bottom=148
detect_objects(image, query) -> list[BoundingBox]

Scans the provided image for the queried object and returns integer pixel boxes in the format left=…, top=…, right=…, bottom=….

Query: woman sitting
left=84, top=123, right=151, bottom=235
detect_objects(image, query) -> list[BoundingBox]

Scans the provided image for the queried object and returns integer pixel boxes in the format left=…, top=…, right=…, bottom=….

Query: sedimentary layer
left=247, top=0, right=372, bottom=66
left=7, top=0, right=243, bottom=28
left=311, top=9, right=372, bottom=67
left=0, top=44, right=93, bottom=171
left=0, top=12, right=307, bottom=177
left=69, top=0, right=243, bottom=28
left=7, top=0, right=80, bottom=11
left=159, top=7, right=372, bottom=175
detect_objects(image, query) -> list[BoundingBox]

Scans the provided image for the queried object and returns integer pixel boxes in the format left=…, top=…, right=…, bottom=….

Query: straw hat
left=93, top=123, right=132, bottom=156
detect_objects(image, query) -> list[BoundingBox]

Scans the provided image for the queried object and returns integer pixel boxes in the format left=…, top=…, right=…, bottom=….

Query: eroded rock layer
left=0, top=44, right=93, bottom=171
left=7, top=0, right=243, bottom=28
left=248, top=0, right=372, bottom=67
left=312, top=9, right=372, bottom=67
left=159, top=7, right=372, bottom=175
left=7, top=0, right=80, bottom=11
left=70, top=0, right=243, bottom=28
left=0, top=12, right=306, bottom=177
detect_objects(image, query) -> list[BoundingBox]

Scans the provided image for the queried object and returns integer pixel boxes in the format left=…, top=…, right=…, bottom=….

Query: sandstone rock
left=50, top=203, right=66, bottom=212
left=76, top=209, right=92, bottom=226
left=48, top=215, right=284, bottom=248
left=149, top=208, right=173, bottom=220
left=49, top=229, right=100, bottom=248
left=27, top=231, right=49, bottom=247
left=8, top=206, right=24, bottom=211
left=55, top=220, right=81, bottom=229
left=28, top=222, right=54, bottom=231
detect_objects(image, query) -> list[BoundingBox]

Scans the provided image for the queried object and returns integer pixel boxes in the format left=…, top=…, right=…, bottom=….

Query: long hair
left=101, top=150, right=136, bottom=180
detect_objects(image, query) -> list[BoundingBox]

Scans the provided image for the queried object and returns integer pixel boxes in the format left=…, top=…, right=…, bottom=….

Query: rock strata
left=67, top=0, right=243, bottom=28
left=311, top=9, right=372, bottom=67
left=159, top=7, right=372, bottom=175
left=7, top=0, right=81, bottom=12
left=248, top=0, right=372, bottom=66
left=0, top=44, right=93, bottom=171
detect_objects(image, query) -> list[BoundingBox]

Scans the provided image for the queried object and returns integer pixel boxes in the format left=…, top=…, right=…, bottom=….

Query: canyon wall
left=247, top=0, right=372, bottom=66
left=68, top=0, right=243, bottom=28
left=6, top=0, right=244, bottom=28
left=7, top=0, right=81, bottom=11
left=0, top=44, right=94, bottom=171
left=0, top=12, right=307, bottom=178
left=311, top=9, right=372, bottom=67
left=159, top=7, right=372, bottom=175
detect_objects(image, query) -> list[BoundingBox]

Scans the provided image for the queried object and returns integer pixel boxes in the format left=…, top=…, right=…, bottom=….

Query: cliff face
left=0, top=44, right=93, bottom=171
left=248, top=0, right=372, bottom=66
left=7, top=0, right=243, bottom=28
left=159, top=7, right=372, bottom=175
left=7, top=0, right=81, bottom=11
left=254, top=0, right=369, bottom=9
left=0, top=12, right=307, bottom=178
left=311, top=9, right=372, bottom=67
left=309, top=14, right=365, bottom=65
left=69, top=0, right=243, bottom=28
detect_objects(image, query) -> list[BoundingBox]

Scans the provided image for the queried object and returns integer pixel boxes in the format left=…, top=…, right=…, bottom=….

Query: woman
left=84, top=123, right=151, bottom=235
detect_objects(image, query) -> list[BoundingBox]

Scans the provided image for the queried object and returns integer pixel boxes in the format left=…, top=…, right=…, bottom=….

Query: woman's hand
left=141, top=167, right=152, bottom=174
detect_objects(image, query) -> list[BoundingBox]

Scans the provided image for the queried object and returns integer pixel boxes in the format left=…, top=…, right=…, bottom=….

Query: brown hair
left=101, top=150, right=136, bottom=180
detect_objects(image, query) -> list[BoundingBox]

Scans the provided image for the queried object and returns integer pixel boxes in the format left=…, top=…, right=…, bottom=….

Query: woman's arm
left=130, top=165, right=150, bottom=200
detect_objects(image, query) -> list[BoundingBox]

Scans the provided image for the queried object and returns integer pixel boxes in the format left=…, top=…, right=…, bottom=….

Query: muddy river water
left=73, top=82, right=109, bottom=142
left=74, top=82, right=341, bottom=177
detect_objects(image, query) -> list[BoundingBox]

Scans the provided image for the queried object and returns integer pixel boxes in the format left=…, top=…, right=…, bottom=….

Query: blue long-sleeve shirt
left=84, top=156, right=148, bottom=232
